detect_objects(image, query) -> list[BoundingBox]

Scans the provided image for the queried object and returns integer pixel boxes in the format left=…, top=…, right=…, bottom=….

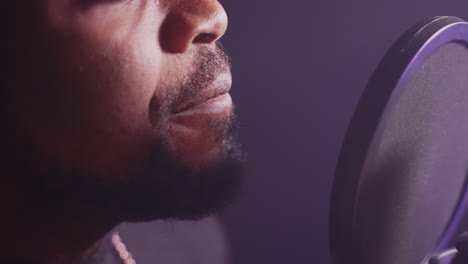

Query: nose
left=160, top=0, right=228, bottom=53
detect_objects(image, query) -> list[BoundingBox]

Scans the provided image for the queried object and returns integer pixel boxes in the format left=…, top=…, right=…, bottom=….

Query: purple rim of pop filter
left=329, top=16, right=468, bottom=264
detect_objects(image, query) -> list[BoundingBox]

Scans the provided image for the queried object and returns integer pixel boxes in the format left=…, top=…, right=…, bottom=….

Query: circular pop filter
left=330, top=16, right=468, bottom=264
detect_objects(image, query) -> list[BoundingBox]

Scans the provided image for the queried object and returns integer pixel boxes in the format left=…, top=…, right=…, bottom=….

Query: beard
left=7, top=42, right=244, bottom=222
left=21, top=118, right=243, bottom=222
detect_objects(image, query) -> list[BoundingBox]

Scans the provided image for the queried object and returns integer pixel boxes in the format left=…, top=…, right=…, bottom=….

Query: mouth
left=171, top=72, right=233, bottom=117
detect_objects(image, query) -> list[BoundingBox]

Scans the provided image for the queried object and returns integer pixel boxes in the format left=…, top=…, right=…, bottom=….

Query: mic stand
left=429, top=232, right=468, bottom=264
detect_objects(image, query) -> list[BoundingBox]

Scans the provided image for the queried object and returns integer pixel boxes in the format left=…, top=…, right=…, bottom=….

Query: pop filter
left=330, top=16, right=468, bottom=264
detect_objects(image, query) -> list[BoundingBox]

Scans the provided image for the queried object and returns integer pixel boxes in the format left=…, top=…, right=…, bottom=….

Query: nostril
left=159, top=1, right=227, bottom=53
left=193, top=33, right=217, bottom=44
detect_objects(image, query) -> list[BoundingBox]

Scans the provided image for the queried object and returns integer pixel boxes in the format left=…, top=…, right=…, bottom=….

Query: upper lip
left=172, top=71, right=232, bottom=114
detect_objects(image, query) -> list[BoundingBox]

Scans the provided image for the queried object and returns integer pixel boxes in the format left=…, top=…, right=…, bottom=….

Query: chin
left=167, top=110, right=236, bottom=168
left=116, top=138, right=244, bottom=222
left=106, top=117, right=244, bottom=222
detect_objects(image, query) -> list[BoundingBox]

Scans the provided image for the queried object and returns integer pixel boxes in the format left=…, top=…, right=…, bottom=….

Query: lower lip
left=171, top=93, right=232, bottom=119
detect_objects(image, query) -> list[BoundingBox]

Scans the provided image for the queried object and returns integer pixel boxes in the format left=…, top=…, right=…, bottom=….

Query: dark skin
left=0, top=0, right=240, bottom=263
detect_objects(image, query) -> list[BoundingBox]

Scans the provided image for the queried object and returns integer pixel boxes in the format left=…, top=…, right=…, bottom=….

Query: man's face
left=1, top=0, right=242, bottom=221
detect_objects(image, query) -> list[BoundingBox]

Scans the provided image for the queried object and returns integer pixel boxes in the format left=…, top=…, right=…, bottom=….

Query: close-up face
left=1, top=0, right=242, bottom=221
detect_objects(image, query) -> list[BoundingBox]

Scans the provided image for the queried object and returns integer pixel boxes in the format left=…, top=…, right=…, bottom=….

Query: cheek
left=65, top=42, right=164, bottom=177
left=12, top=34, right=164, bottom=179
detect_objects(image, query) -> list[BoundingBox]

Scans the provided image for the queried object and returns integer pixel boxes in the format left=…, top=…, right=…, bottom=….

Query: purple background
left=218, top=1, right=468, bottom=263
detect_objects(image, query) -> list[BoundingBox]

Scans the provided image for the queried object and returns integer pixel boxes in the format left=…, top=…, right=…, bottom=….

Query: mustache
left=171, top=42, right=232, bottom=112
